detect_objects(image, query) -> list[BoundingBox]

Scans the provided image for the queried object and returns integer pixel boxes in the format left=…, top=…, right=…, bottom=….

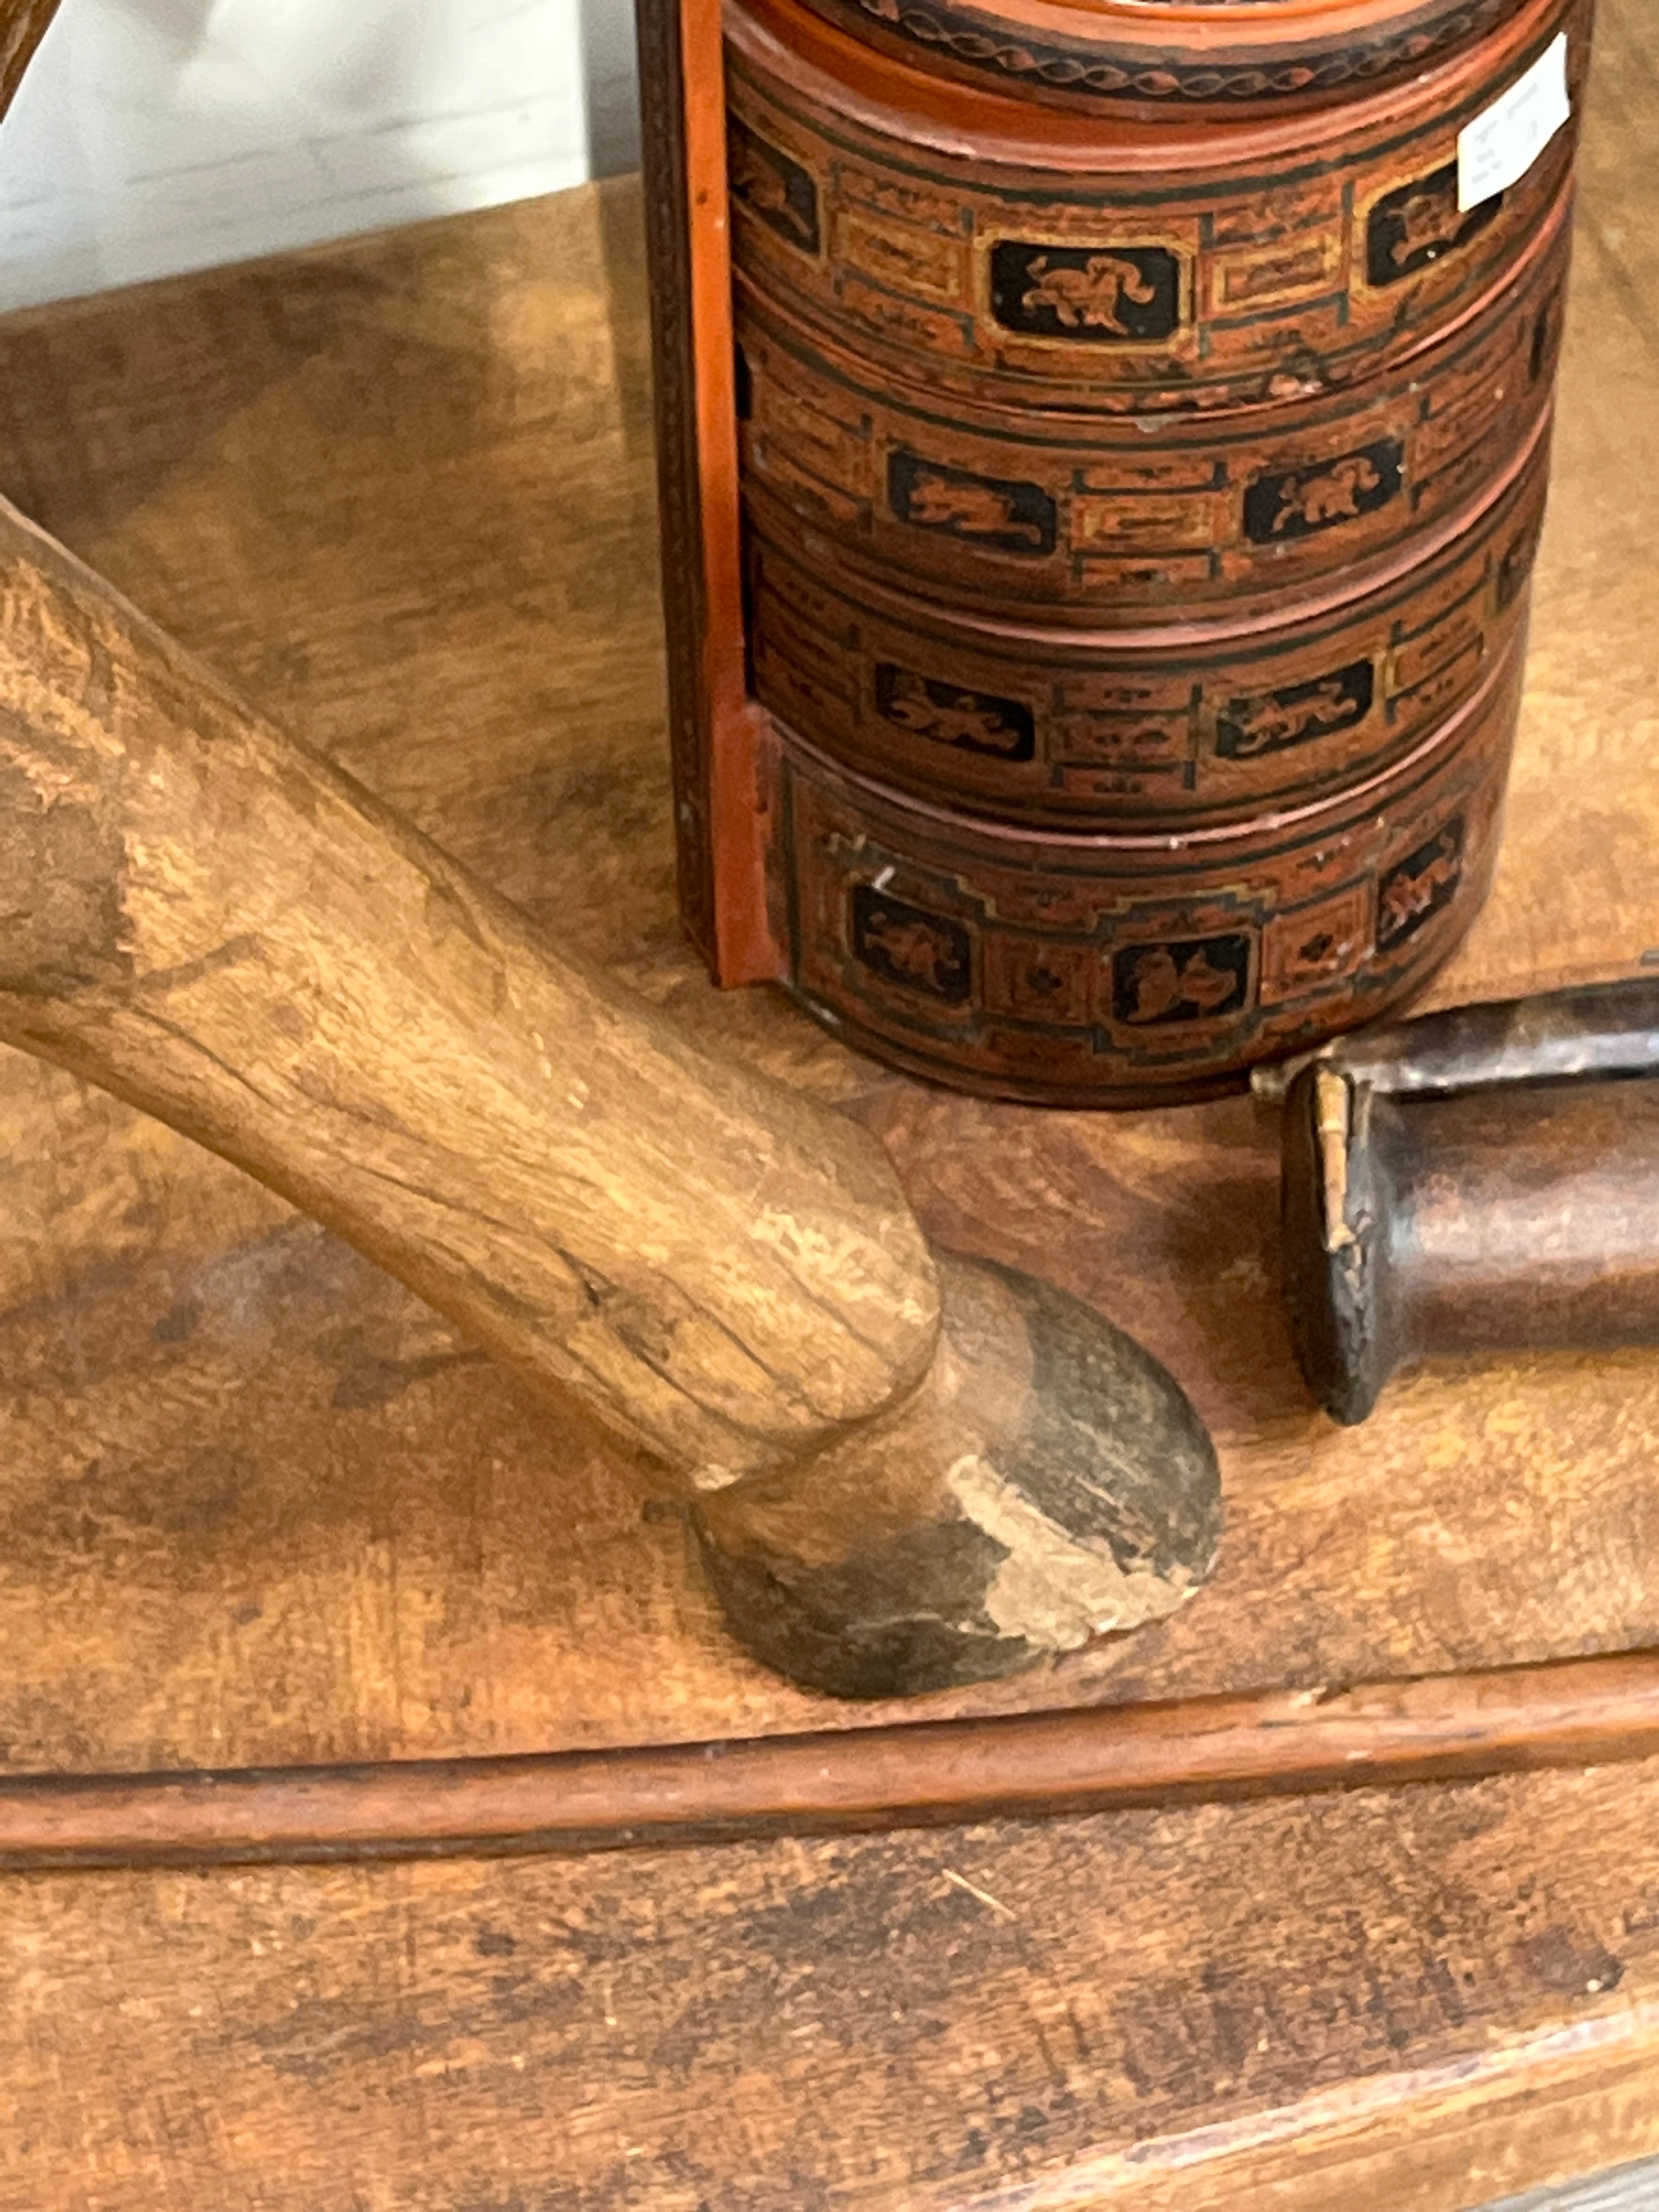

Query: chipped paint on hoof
left=693, top=1251, right=1222, bottom=1698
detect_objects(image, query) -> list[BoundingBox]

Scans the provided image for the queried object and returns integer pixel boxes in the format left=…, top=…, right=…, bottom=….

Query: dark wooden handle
left=1379, top=1078, right=1659, bottom=1357
left=1260, top=976, right=1659, bottom=1100
left=1281, top=990, right=1659, bottom=1422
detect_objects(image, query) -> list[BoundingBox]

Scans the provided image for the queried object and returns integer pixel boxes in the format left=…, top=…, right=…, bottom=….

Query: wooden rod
left=1277, top=982, right=1659, bottom=1423
left=5, top=1649, right=1659, bottom=1868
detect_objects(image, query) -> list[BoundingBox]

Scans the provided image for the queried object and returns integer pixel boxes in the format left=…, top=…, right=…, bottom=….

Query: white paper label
left=1458, top=33, right=1571, bottom=211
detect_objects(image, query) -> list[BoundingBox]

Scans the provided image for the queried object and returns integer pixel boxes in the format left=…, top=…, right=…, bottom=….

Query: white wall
left=0, top=0, right=640, bottom=311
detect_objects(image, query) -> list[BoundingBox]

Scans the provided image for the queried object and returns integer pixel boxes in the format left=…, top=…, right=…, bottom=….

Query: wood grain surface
left=0, top=495, right=942, bottom=1483
left=0, top=475, right=1224, bottom=1698
left=0, top=0, right=1658, bottom=2197
left=0, top=125, right=1654, bottom=1769
left=7, top=1767, right=1659, bottom=2209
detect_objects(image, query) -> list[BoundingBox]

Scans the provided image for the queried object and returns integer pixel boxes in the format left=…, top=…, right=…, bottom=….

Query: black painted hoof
left=693, top=1250, right=1222, bottom=1699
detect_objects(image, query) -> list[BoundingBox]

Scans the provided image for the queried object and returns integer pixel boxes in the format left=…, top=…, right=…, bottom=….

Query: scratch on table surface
left=941, top=1867, right=1017, bottom=1921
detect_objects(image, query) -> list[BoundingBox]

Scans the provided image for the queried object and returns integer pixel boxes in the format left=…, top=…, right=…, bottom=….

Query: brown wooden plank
left=0, top=0, right=1655, bottom=2201
left=0, top=0, right=1648, bottom=1778
left=5, top=1762, right=1659, bottom=2209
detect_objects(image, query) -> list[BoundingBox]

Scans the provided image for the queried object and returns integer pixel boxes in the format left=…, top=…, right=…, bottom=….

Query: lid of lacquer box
left=785, top=0, right=1539, bottom=113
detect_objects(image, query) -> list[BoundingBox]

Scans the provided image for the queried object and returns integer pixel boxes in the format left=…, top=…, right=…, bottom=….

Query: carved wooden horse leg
left=0, top=500, right=1220, bottom=1694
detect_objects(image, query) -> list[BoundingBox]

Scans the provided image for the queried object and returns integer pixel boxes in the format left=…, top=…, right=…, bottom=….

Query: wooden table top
left=3, top=0, right=1659, bottom=2201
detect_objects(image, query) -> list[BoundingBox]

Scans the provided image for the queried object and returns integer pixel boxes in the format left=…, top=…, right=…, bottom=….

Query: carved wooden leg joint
left=0, top=500, right=1222, bottom=1695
